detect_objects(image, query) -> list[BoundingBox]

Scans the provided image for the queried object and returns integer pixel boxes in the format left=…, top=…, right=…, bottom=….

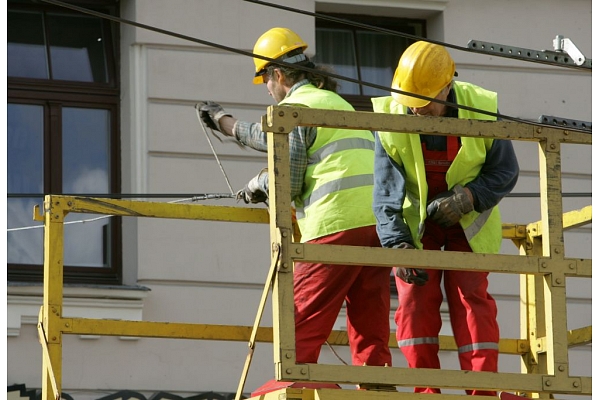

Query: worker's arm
left=233, top=121, right=315, bottom=200
left=464, top=139, right=519, bottom=212
left=372, top=132, right=415, bottom=248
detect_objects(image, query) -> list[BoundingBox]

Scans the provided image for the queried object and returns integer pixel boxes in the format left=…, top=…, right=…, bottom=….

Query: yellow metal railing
left=36, top=106, right=591, bottom=400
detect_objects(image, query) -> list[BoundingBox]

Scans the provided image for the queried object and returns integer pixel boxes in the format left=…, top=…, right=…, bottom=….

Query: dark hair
left=264, top=49, right=339, bottom=93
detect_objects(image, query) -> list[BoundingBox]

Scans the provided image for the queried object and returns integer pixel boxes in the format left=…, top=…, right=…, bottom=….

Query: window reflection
left=47, top=13, right=108, bottom=82
left=7, top=104, right=44, bottom=265
left=7, top=11, right=49, bottom=79
left=316, top=28, right=360, bottom=95
left=63, top=108, right=111, bottom=267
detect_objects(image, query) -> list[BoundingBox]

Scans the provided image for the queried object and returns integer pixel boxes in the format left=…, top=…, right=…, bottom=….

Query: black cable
left=243, top=0, right=591, bottom=72
left=39, top=0, right=589, bottom=134
left=7, top=193, right=592, bottom=199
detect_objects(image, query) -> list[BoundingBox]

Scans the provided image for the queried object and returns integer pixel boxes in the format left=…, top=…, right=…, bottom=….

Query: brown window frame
left=7, top=0, right=122, bottom=285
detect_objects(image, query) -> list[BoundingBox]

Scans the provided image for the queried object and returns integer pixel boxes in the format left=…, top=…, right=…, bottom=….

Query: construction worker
left=198, top=27, right=393, bottom=390
left=371, top=41, right=519, bottom=396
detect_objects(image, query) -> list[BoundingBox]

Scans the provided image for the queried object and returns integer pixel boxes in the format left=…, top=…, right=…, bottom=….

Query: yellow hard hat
left=391, top=41, right=455, bottom=108
left=252, top=27, right=308, bottom=84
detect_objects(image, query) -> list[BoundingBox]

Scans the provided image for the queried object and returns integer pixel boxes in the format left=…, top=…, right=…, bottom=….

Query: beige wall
left=7, top=0, right=592, bottom=398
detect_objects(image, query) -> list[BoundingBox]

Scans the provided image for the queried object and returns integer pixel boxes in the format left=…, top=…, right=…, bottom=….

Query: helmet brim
left=391, top=89, right=431, bottom=108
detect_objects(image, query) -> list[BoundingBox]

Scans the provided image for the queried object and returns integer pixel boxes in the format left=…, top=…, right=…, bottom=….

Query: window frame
left=316, top=13, right=426, bottom=111
left=7, top=0, right=122, bottom=285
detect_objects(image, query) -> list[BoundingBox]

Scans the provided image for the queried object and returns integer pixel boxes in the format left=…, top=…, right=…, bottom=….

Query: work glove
left=195, top=101, right=231, bottom=133
left=236, top=169, right=268, bottom=204
left=394, top=242, right=429, bottom=286
left=426, top=184, right=474, bottom=228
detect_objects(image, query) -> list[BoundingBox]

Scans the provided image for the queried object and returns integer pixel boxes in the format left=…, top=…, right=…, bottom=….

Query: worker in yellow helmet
left=198, top=27, right=394, bottom=393
left=371, top=41, right=519, bottom=396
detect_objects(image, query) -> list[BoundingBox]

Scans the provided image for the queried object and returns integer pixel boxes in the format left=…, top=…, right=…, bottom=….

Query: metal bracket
left=538, top=115, right=591, bottom=133
left=467, top=37, right=591, bottom=70
left=553, top=35, right=586, bottom=66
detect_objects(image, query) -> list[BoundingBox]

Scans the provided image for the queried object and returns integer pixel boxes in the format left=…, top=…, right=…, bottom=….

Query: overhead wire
left=39, top=0, right=590, bottom=134
left=18, top=0, right=590, bottom=235
left=244, top=0, right=592, bottom=72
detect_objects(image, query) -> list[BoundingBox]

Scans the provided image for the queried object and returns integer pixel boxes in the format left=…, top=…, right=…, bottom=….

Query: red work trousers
left=294, top=225, right=392, bottom=367
left=395, top=220, right=499, bottom=396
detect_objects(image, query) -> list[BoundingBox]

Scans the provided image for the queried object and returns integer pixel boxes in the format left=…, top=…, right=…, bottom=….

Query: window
left=315, top=14, right=425, bottom=111
left=7, top=0, right=121, bottom=284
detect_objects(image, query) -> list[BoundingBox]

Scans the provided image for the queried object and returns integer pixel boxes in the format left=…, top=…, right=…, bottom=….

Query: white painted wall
left=7, top=0, right=592, bottom=399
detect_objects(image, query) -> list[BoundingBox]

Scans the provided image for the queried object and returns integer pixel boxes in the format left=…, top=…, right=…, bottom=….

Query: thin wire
left=325, top=341, right=349, bottom=365
left=7, top=195, right=236, bottom=233
left=39, top=0, right=590, bottom=134
left=195, top=108, right=235, bottom=195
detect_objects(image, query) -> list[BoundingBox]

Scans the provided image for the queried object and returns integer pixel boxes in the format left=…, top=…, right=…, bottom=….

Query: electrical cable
left=39, top=0, right=590, bottom=134
left=6, top=194, right=236, bottom=233
left=243, top=0, right=591, bottom=72
left=195, top=107, right=235, bottom=195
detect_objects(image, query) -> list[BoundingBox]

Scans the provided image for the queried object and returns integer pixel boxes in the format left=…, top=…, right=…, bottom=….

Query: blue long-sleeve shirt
left=372, top=89, right=519, bottom=249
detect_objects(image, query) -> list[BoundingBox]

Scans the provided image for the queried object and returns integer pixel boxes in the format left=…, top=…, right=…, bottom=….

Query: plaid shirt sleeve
left=234, top=120, right=316, bottom=199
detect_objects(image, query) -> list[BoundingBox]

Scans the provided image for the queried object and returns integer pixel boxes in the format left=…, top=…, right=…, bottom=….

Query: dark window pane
left=357, top=31, right=411, bottom=96
left=62, top=108, right=111, bottom=267
left=7, top=198, right=45, bottom=265
left=7, top=104, right=44, bottom=193
left=47, top=13, right=108, bottom=82
left=316, top=28, right=360, bottom=95
left=62, top=107, right=110, bottom=193
left=7, top=104, right=45, bottom=265
left=7, top=10, right=49, bottom=79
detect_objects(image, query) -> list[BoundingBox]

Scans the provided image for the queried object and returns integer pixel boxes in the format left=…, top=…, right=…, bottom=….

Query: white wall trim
left=7, top=285, right=148, bottom=338
left=131, top=44, right=149, bottom=194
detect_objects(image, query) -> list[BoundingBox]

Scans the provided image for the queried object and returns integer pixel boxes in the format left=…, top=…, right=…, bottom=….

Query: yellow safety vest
left=372, top=81, right=503, bottom=253
left=280, top=84, right=376, bottom=242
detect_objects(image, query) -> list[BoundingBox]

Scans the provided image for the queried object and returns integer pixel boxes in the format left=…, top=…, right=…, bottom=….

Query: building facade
left=7, top=0, right=592, bottom=399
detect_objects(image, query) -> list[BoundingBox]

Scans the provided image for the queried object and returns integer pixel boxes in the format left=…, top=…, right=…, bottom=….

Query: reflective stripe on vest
left=308, top=137, right=374, bottom=165
left=296, top=174, right=374, bottom=218
left=464, top=207, right=493, bottom=242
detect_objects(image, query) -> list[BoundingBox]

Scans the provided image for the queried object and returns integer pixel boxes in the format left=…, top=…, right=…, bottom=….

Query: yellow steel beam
left=37, top=319, right=59, bottom=400
left=62, top=317, right=528, bottom=355
left=250, top=388, right=508, bottom=400
left=527, top=205, right=592, bottom=238
left=568, top=326, right=592, bottom=347
left=292, top=363, right=588, bottom=396
left=37, top=195, right=270, bottom=223
left=264, top=106, right=592, bottom=145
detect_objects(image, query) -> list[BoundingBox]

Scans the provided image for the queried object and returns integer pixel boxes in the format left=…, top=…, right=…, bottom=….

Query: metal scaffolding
left=37, top=106, right=591, bottom=400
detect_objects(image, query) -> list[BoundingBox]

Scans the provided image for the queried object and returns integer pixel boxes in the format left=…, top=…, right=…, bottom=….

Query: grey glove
left=394, top=242, right=429, bottom=286
left=236, top=169, right=268, bottom=204
left=426, top=184, right=474, bottom=228
left=196, top=101, right=231, bottom=132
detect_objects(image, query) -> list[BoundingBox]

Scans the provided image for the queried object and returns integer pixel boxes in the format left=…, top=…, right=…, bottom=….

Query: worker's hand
left=236, top=169, right=268, bottom=204
left=426, top=184, right=474, bottom=228
left=394, top=242, right=429, bottom=286
left=195, top=101, right=231, bottom=133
